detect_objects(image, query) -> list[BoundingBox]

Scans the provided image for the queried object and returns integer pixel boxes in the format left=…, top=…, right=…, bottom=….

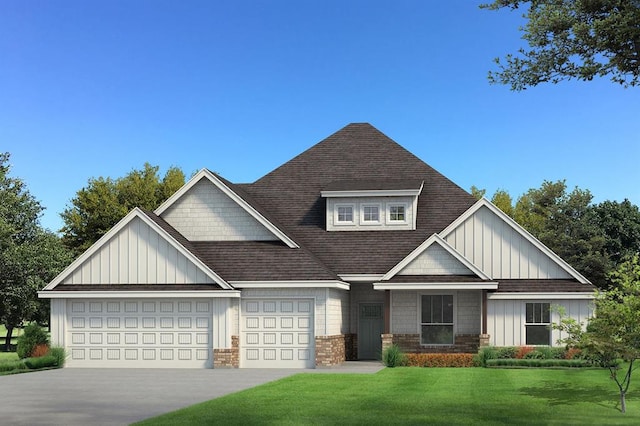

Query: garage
left=241, top=299, right=315, bottom=368
left=65, top=299, right=212, bottom=368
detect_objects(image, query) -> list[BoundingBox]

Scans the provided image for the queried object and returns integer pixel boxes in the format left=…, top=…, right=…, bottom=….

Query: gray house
left=39, top=123, right=594, bottom=368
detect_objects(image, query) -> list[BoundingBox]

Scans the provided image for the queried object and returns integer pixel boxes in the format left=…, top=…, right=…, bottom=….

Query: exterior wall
left=457, top=290, right=482, bottom=334
left=50, top=299, right=66, bottom=347
left=63, top=217, right=214, bottom=285
left=162, top=179, right=278, bottom=242
left=212, top=298, right=231, bottom=349
left=382, top=333, right=481, bottom=353
left=327, top=289, right=350, bottom=335
left=487, top=298, right=594, bottom=347
left=399, top=244, right=473, bottom=275
left=213, top=335, right=239, bottom=368
left=315, top=335, right=349, bottom=366
left=326, top=196, right=414, bottom=231
left=443, top=205, right=573, bottom=279
left=390, top=291, right=418, bottom=334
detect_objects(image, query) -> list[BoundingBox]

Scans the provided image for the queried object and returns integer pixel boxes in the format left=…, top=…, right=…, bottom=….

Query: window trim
left=419, top=292, right=456, bottom=346
left=360, top=203, right=382, bottom=225
left=524, top=301, right=552, bottom=346
left=334, top=203, right=355, bottom=225
left=386, top=202, right=409, bottom=225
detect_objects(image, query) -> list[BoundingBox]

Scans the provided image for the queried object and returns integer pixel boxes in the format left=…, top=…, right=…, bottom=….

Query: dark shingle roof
left=242, top=123, right=476, bottom=274
left=384, top=275, right=486, bottom=283
left=322, top=179, right=423, bottom=192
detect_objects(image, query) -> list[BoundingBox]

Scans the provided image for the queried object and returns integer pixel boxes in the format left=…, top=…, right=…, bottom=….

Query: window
left=525, top=302, right=551, bottom=345
left=335, top=205, right=354, bottom=224
left=387, top=203, right=407, bottom=224
left=421, top=295, right=454, bottom=345
left=361, top=204, right=380, bottom=224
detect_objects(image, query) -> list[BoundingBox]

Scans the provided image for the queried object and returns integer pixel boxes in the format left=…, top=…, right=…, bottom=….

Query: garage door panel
left=66, top=299, right=212, bottom=368
left=241, top=298, right=315, bottom=368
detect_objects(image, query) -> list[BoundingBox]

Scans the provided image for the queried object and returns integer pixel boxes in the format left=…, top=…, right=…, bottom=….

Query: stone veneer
left=213, top=335, right=239, bottom=368
left=382, top=333, right=488, bottom=354
left=315, top=334, right=356, bottom=366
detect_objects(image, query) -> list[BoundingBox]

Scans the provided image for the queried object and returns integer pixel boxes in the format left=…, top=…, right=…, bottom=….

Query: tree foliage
left=555, top=255, right=640, bottom=413
left=0, top=153, right=72, bottom=350
left=61, top=163, right=185, bottom=255
left=482, top=0, right=640, bottom=90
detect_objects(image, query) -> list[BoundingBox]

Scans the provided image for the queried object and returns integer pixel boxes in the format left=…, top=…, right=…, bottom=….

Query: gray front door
left=358, top=303, right=384, bottom=360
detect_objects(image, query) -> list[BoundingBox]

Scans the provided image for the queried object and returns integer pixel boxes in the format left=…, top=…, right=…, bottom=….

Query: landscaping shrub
left=565, top=347, right=582, bottom=360
left=382, top=344, right=406, bottom=367
left=0, top=360, right=28, bottom=372
left=486, top=358, right=592, bottom=368
left=524, top=350, right=546, bottom=359
left=515, top=346, right=534, bottom=359
left=495, top=347, right=518, bottom=359
left=49, top=346, right=66, bottom=367
left=16, top=324, right=49, bottom=359
left=405, top=353, right=474, bottom=367
left=31, top=343, right=50, bottom=358
left=474, top=346, right=497, bottom=367
left=24, top=355, right=58, bottom=370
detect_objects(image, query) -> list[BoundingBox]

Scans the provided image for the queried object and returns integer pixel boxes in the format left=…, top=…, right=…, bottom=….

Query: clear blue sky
left=2, top=1, right=638, bottom=232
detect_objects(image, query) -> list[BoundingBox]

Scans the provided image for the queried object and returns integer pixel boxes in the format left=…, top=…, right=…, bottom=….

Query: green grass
left=0, top=352, right=18, bottom=362
left=0, top=324, right=23, bottom=345
left=135, top=368, right=640, bottom=425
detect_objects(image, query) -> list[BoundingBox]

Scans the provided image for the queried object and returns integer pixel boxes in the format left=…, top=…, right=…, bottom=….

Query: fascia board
left=44, top=208, right=234, bottom=291
left=439, top=198, right=591, bottom=285
left=321, top=189, right=422, bottom=198
left=382, top=234, right=491, bottom=281
left=38, top=290, right=241, bottom=299
left=155, top=169, right=299, bottom=249
left=374, top=282, right=499, bottom=290
left=338, top=274, right=385, bottom=282
left=487, top=292, right=595, bottom=300
left=230, top=281, right=350, bottom=290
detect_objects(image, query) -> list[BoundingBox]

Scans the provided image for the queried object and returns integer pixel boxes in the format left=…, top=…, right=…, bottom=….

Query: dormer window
left=361, top=204, right=381, bottom=224
left=387, top=204, right=407, bottom=224
left=335, top=204, right=354, bottom=224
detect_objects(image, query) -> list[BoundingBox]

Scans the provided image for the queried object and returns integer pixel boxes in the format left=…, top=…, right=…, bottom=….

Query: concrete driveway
left=0, top=362, right=383, bottom=425
left=0, top=368, right=296, bottom=425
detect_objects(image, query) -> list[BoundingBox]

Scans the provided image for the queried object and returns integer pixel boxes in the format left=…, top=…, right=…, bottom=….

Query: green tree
left=589, top=199, right=640, bottom=264
left=470, top=185, right=487, bottom=200
left=491, top=189, right=515, bottom=218
left=482, top=0, right=640, bottom=90
left=0, top=153, right=72, bottom=350
left=61, top=163, right=185, bottom=255
left=556, top=255, right=640, bottom=413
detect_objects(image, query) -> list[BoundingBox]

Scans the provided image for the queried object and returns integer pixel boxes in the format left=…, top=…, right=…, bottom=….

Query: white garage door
left=66, top=299, right=212, bottom=368
left=241, top=299, right=315, bottom=368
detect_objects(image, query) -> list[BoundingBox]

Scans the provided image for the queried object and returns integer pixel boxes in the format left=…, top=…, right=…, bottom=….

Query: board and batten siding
left=161, top=179, right=277, bottom=241
left=390, top=290, right=481, bottom=335
left=62, top=217, right=214, bottom=285
left=444, top=205, right=572, bottom=279
left=399, top=244, right=473, bottom=275
left=487, top=299, right=593, bottom=347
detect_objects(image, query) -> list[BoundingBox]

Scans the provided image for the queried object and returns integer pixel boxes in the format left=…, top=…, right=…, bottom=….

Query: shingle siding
left=399, top=244, right=473, bottom=275
left=391, top=291, right=418, bottom=334
left=162, top=179, right=278, bottom=242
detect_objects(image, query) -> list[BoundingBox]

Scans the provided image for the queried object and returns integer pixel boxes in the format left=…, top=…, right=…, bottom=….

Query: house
left=39, top=123, right=595, bottom=368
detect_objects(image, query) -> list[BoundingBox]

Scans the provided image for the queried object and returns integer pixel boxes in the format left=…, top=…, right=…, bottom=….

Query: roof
left=242, top=123, right=477, bottom=274
left=495, top=279, right=596, bottom=293
left=322, top=179, right=424, bottom=192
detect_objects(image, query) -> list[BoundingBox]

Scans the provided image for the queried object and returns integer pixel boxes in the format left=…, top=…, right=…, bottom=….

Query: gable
left=160, top=176, right=280, bottom=242
left=60, top=216, right=216, bottom=285
left=398, top=244, right=474, bottom=276
left=441, top=201, right=583, bottom=281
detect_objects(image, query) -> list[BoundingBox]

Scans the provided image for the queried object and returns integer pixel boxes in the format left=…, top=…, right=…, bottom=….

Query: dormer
left=321, top=179, right=423, bottom=231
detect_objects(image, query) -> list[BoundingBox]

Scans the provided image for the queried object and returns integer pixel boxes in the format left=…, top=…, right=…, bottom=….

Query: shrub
left=475, top=346, right=497, bottom=367
left=524, top=350, right=546, bottom=359
left=486, top=358, right=592, bottom=368
left=49, top=347, right=66, bottom=367
left=565, top=347, right=582, bottom=360
left=382, top=344, right=406, bottom=367
left=0, top=360, right=28, bottom=373
left=24, top=355, right=58, bottom=369
left=495, top=347, right=518, bottom=359
left=515, top=346, right=534, bottom=359
left=405, top=353, right=474, bottom=367
left=16, top=324, right=49, bottom=359
left=31, top=343, right=50, bottom=358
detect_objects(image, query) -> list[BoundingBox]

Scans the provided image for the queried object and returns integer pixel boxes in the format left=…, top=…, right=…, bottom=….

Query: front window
left=525, top=302, right=551, bottom=345
left=387, top=204, right=407, bottom=224
left=421, top=295, right=454, bottom=345
left=361, top=205, right=380, bottom=223
left=336, top=205, right=354, bottom=224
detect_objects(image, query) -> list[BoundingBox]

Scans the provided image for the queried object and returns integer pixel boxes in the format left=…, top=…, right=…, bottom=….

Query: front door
left=358, top=303, right=384, bottom=360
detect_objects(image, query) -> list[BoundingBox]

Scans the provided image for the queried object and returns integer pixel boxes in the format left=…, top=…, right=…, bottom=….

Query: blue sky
left=2, top=1, right=638, bottom=232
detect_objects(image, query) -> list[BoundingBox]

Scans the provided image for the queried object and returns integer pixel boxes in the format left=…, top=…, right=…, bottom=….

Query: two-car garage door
left=66, top=299, right=212, bottom=368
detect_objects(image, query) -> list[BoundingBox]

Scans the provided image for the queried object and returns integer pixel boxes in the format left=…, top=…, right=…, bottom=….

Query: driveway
left=0, top=368, right=296, bottom=425
left=0, top=362, right=383, bottom=425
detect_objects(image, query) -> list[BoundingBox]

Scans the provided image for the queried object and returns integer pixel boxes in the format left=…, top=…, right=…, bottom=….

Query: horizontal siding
left=445, top=205, right=573, bottom=279
left=457, top=290, right=481, bottom=334
left=328, top=289, right=350, bottom=335
left=391, top=291, right=418, bottom=334
left=162, top=179, right=277, bottom=241
left=63, top=217, right=214, bottom=285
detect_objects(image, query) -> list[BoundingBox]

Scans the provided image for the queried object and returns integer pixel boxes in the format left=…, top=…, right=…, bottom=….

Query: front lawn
left=0, top=352, right=18, bottom=362
left=136, top=367, right=640, bottom=425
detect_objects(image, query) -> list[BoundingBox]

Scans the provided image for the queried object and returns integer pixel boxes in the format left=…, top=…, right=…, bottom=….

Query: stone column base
left=213, top=335, right=239, bottom=368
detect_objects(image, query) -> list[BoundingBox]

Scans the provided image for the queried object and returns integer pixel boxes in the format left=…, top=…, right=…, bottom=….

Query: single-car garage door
left=66, top=299, right=212, bottom=368
left=241, top=299, right=315, bottom=368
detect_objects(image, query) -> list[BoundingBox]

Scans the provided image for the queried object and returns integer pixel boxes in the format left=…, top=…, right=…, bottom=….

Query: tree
left=470, top=185, right=487, bottom=200
left=589, top=199, right=640, bottom=265
left=491, top=189, right=515, bottom=218
left=0, top=153, right=72, bottom=350
left=556, top=255, right=640, bottom=413
left=61, top=163, right=185, bottom=255
left=482, top=0, right=640, bottom=90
